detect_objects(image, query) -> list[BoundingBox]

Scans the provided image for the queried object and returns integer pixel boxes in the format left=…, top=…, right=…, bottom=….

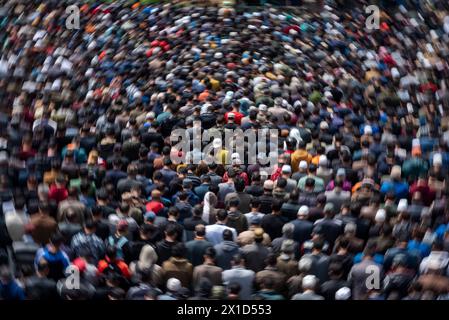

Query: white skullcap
left=282, top=165, right=292, bottom=173
left=320, top=121, right=329, bottom=130
left=335, top=287, right=351, bottom=300
left=375, top=209, right=386, bottom=223
left=318, top=155, right=328, bottom=167
left=213, top=138, right=222, bottom=149
left=298, top=205, right=309, bottom=217
left=166, top=278, right=181, bottom=292
left=364, top=125, right=373, bottom=135
left=397, top=199, right=408, bottom=212
left=433, top=153, right=443, bottom=165
left=302, top=275, right=318, bottom=290
left=299, top=161, right=308, bottom=169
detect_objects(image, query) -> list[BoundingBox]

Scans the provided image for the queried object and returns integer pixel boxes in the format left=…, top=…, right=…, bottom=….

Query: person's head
left=282, top=223, right=294, bottom=238
left=253, top=227, right=264, bottom=243
left=297, top=205, right=309, bottom=220
left=195, top=224, right=206, bottom=238
left=222, top=229, right=234, bottom=242
left=49, top=232, right=64, bottom=251
left=83, top=219, right=96, bottom=234
left=171, top=243, right=186, bottom=259
left=216, top=209, right=228, bottom=223
left=36, top=259, right=50, bottom=277
left=234, top=177, right=245, bottom=192
left=168, top=207, right=180, bottom=220
left=302, top=275, right=318, bottom=292
left=265, top=253, right=278, bottom=267
left=250, top=198, right=261, bottom=212
left=328, top=262, right=344, bottom=280
left=165, top=224, right=178, bottom=241
left=231, top=254, right=244, bottom=267
left=108, top=287, right=126, bottom=300
left=203, top=247, right=216, bottom=263
left=323, top=203, right=335, bottom=218
left=116, top=219, right=129, bottom=235
left=227, top=282, right=241, bottom=299
left=271, top=199, right=282, bottom=214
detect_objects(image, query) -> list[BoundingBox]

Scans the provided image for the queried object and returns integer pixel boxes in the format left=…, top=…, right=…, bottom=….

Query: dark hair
left=84, top=219, right=96, bottom=230
left=234, top=178, right=245, bottom=192
left=50, top=233, right=64, bottom=246
left=204, top=247, right=216, bottom=259
left=222, top=229, right=233, bottom=241
left=216, top=209, right=227, bottom=222
left=228, top=197, right=240, bottom=208
left=192, top=204, right=203, bottom=217
left=171, top=243, right=186, bottom=258
left=195, top=224, right=206, bottom=237
left=271, top=199, right=283, bottom=212
left=250, top=198, right=260, bottom=208
left=228, top=282, right=241, bottom=295
left=165, top=224, right=178, bottom=237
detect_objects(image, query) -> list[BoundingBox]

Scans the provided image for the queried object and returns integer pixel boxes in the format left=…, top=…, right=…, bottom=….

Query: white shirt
left=205, top=223, right=237, bottom=245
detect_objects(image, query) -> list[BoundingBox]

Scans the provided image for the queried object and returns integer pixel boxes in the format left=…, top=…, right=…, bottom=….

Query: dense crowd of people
left=1, top=0, right=449, bottom=300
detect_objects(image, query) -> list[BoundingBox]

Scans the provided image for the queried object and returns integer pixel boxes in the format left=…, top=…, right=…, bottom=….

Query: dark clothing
left=214, top=240, right=240, bottom=270
left=291, top=219, right=313, bottom=245
left=155, top=239, right=177, bottom=265
left=321, top=279, right=349, bottom=300
left=183, top=216, right=207, bottom=242
left=281, top=202, right=301, bottom=222
left=261, top=214, right=284, bottom=241
left=258, top=194, right=274, bottom=214
left=25, top=276, right=58, bottom=300
left=185, top=239, right=213, bottom=267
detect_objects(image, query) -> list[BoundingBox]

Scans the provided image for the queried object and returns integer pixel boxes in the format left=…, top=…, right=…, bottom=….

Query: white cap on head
left=298, top=205, right=309, bottom=217
left=299, top=161, right=308, bottom=170
left=375, top=209, right=386, bottom=223
left=166, top=278, right=181, bottom=292
left=259, top=104, right=268, bottom=112
left=231, top=153, right=240, bottom=160
left=213, top=138, right=222, bottom=149
left=318, top=155, right=328, bottom=167
left=282, top=165, right=292, bottom=174
left=364, top=125, right=373, bottom=135
left=397, top=199, right=408, bottom=212
left=412, top=138, right=420, bottom=148
left=433, top=153, right=443, bottom=166
left=319, top=121, right=329, bottom=130
left=335, top=287, right=351, bottom=300
left=302, top=275, right=317, bottom=290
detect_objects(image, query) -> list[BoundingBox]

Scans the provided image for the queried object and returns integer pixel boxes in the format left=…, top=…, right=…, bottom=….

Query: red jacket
left=97, top=257, right=131, bottom=279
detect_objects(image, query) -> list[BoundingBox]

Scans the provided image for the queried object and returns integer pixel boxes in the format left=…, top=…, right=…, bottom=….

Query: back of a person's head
left=222, top=229, right=233, bottom=241
left=204, top=247, right=216, bottom=260
left=234, top=177, right=245, bottom=192
left=228, top=197, right=240, bottom=208
left=250, top=197, right=261, bottom=209
left=165, top=224, right=178, bottom=238
left=271, top=198, right=283, bottom=212
left=195, top=224, right=206, bottom=237
left=216, top=209, right=227, bottom=222
left=171, top=243, right=186, bottom=259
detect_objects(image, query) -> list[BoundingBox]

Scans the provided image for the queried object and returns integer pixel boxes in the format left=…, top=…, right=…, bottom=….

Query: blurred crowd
left=1, top=0, right=449, bottom=300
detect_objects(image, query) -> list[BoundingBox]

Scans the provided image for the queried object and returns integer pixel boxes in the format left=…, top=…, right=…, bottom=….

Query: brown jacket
left=417, top=274, right=449, bottom=295
left=192, top=263, right=223, bottom=288
left=162, top=257, right=193, bottom=288
left=30, top=214, right=58, bottom=245
left=276, top=257, right=299, bottom=279
left=255, top=267, right=286, bottom=294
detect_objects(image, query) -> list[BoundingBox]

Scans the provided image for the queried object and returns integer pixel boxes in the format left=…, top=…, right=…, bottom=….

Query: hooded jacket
left=162, top=257, right=193, bottom=288
left=214, top=240, right=240, bottom=270
left=226, top=210, right=248, bottom=234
